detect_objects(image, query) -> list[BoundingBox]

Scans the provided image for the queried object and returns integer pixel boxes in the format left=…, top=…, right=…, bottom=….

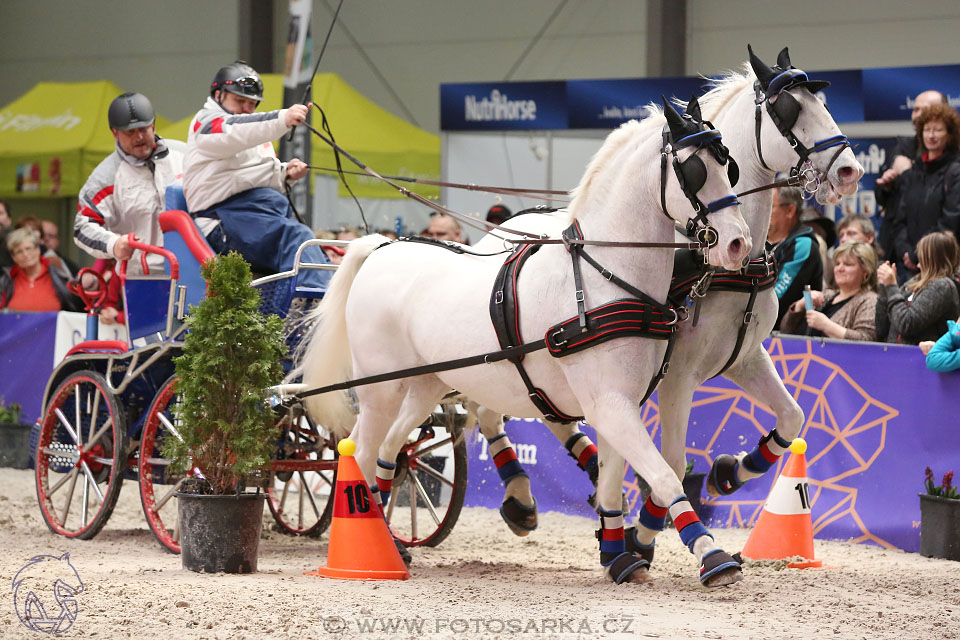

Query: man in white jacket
left=75, top=92, right=185, bottom=277
left=182, top=60, right=330, bottom=288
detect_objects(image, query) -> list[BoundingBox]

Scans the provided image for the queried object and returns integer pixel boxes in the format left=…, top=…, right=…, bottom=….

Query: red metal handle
left=117, top=233, right=180, bottom=281
left=67, top=268, right=108, bottom=313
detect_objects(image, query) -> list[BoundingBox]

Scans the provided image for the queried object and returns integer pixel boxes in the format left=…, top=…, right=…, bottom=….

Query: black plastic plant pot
left=0, top=422, right=33, bottom=469
left=177, top=492, right=266, bottom=573
left=919, top=494, right=960, bottom=562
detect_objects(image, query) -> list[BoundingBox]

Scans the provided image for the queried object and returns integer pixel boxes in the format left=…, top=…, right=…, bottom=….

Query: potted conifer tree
left=0, top=398, right=32, bottom=469
left=164, top=252, right=287, bottom=573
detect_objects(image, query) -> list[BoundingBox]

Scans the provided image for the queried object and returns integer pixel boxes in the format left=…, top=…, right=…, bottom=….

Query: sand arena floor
left=1, top=468, right=958, bottom=639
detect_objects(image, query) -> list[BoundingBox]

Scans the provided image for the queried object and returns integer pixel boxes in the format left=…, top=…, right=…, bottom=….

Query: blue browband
left=705, top=195, right=741, bottom=213
left=676, top=129, right=722, bottom=148
left=767, top=69, right=809, bottom=96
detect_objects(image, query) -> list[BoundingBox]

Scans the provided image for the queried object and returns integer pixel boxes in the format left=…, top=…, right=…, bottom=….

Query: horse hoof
left=707, top=454, right=744, bottom=497
left=500, top=496, right=538, bottom=536
left=623, top=527, right=655, bottom=565
left=703, top=565, right=743, bottom=587
left=699, top=549, right=743, bottom=588
left=604, top=552, right=651, bottom=584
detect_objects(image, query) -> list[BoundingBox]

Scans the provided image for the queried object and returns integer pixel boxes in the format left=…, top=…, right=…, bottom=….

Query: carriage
left=32, top=201, right=469, bottom=554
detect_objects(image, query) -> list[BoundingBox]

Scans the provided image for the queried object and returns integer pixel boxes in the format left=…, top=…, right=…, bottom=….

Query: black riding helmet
left=210, top=60, right=264, bottom=104
left=108, top=92, right=155, bottom=131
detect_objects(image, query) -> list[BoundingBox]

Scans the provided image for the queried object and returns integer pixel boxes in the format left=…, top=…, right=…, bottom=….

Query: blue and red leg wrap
left=637, top=496, right=668, bottom=532
left=742, top=428, right=792, bottom=474
left=564, top=432, right=599, bottom=485
left=376, top=458, right=396, bottom=506
left=487, top=433, right=527, bottom=485
left=670, top=496, right=712, bottom=553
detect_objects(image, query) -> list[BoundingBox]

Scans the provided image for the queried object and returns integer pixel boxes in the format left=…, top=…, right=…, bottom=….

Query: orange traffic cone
left=305, top=438, right=410, bottom=580
left=740, top=437, right=822, bottom=569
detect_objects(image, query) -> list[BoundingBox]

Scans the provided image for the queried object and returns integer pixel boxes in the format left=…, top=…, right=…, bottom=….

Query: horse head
left=748, top=44, right=863, bottom=203
left=662, top=95, right=752, bottom=271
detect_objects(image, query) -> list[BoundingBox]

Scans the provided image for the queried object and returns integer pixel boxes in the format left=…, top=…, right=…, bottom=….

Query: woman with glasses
left=1, top=229, right=81, bottom=312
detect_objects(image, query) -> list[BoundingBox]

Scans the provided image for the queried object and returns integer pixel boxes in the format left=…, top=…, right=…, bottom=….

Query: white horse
left=461, top=46, right=864, bottom=558
left=298, top=97, right=751, bottom=586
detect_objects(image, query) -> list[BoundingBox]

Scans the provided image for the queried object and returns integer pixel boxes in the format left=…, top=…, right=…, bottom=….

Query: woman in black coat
left=887, top=103, right=960, bottom=282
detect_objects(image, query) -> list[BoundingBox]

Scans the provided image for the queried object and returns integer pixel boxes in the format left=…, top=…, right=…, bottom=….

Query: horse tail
left=293, top=234, right=387, bottom=436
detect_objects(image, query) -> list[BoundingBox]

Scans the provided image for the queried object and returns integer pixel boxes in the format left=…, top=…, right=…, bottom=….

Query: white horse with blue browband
left=461, top=46, right=864, bottom=561
left=297, top=97, right=751, bottom=586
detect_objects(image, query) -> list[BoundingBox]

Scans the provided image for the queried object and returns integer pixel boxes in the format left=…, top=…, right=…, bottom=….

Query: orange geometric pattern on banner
left=623, top=338, right=899, bottom=550
left=305, top=439, right=410, bottom=581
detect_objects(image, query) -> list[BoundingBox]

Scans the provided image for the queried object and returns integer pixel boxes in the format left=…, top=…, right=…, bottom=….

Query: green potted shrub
left=163, top=252, right=287, bottom=573
left=0, top=397, right=31, bottom=469
left=919, top=467, right=960, bottom=561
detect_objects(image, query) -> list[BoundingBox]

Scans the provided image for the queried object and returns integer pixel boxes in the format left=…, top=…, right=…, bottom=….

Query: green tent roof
left=0, top=81, right=173, bottom=198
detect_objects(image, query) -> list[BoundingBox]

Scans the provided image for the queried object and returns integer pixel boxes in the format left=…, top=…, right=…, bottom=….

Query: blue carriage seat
left=158, top=206, right=215, bottom=317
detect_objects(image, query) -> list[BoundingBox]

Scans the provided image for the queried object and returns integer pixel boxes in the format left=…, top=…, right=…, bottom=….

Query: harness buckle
left=494, top=290, right=504, bottom=304
left=743, top=311, right=754, bottom=325
left=575, top=290, right=585, bottom=303
left=551, top=329, right=568, bottom=346
left=665, top=308, right=681, bottom=326
left=661, top=361, right=670, bottom=376
left=600, top=268, right=613, bottom=281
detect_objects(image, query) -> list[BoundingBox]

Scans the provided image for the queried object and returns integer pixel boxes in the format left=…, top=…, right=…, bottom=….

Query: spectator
left=335, top=226, right=361, bottom=241
left=920, top=316, right=960, bottom=372
left=182, top=60, right=331, bottom=289
left=422, top=213, right=462, bottom=242
left=1, top=228, right=82, bottom=312
left=486, top=204, right=513, bottom=226
left=41, top=220, right=78, bottom=280
left=768, top=186, right=824, bottom=329
left=799, top=208, right=836, bottom=287
left=836, top=214, right=876, bottom=247
left=876, top=91, right=949, bottom=260
left=884, top=103, right=960, bottom=282
left=75, top=92, right=184, bottom=276
left=378, top=229, right=398, bottom=240
left=781, top=242, right=879, bottom=341
left=315, top=229, right=344, bottom=265
left=876, top=231, right=960, bottom=345
left=0, top=199, right=12, bottom=268
left=876, top=90, right=949, bottom=189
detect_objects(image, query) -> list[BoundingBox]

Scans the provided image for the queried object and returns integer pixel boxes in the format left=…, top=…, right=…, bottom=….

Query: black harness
left=490, top=221, right=680, bottom=423
left=753, top=68, right=851, bottom=189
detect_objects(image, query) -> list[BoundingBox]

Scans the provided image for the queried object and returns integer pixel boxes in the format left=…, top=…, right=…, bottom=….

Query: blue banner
left=812, top=69, right=864, bottom=123
left=465, top=336, right=959, bottom=552
left=863, top=65, right=960, bottom=121
left=0, top=311, right=58, bottom=423
left=440, top=81, right=567, bottom=131
left=566, top=76, right=710, bottom=129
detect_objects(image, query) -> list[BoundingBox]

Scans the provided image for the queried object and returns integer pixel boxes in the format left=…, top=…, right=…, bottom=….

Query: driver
left=182, top=60, right=331, bottom=288
left=75, top=92, right=185, bottom=324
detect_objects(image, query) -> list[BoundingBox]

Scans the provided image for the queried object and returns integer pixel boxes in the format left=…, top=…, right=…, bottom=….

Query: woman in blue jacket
left=920, top=319, right=960, bottom=372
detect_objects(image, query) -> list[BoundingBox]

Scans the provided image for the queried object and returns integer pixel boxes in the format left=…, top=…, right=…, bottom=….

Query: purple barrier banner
left=465, top=336, right=959, bottom=552
left=0, top=311, right=58, bottom=423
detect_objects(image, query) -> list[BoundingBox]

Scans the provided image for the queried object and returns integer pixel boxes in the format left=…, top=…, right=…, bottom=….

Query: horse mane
left=694, top=63, right=756, bottom=121
left=567, top=108, right=665, bottom=221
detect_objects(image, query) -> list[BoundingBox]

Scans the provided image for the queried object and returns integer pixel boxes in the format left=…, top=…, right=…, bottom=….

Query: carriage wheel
left=139, top=375, right=187, bottom=553
left=385, top=408, right=468, bottom=547
left=35, top=370, right=125, bottom=540
left=266, top=419, right=338, bottom=537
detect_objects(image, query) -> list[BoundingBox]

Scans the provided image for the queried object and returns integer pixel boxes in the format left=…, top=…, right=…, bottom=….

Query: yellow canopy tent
left=0, top=81, right=170, bottom=199
left=157, top=73, right=439, bottom=199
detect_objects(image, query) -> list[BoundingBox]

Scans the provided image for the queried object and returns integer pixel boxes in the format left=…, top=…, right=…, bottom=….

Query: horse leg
left=589, top=398, right=742, bottom=587
left=625, top=374, right=698, bottom=562
left=707, top=347, right=803, bottom=496
left=594, top=435, right=650, bottom=584
left=542, top=420, right=630, bottom=513
left=472, top=405, right=538, bottom=535
left=352, top=379, right=449, bottom=564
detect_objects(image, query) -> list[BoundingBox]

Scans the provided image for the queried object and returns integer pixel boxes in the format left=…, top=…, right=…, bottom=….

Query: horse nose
left=837, top=165, right=859, bottom=183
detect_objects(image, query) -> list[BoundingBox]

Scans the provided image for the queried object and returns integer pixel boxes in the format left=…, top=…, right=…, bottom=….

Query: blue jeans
left=195, top=188, right=331, bottom=289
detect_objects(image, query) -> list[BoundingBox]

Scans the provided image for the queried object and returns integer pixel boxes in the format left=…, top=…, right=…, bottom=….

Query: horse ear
left=777, top=47, right=792, bottom=70
left=748, top=44, right=776, bottom=91
left=686, top=94, right=703, bottom=123
left=662, top=96, right=685, bottom=139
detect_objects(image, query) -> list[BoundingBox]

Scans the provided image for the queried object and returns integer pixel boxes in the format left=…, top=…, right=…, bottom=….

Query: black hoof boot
left=707, top=454, right=745, bottom=497
left=500, top=496, right=538, bottom=536
left=394, top=539, right=412, bottom=566
left=699, top=549, right=743, bottom=587
left=623, top=526, right=655, bottom=565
